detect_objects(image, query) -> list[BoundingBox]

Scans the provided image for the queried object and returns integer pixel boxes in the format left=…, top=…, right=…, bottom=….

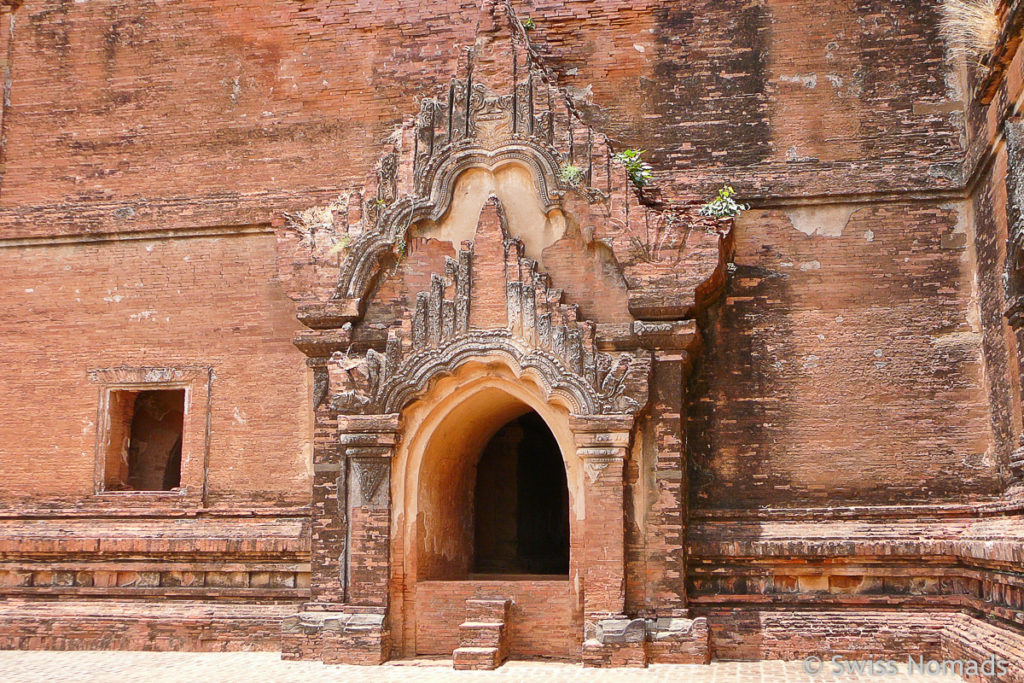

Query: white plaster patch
left=799, top=260, right=821, bottom=271
left=633, top=44, right=645, bottom=53
left=416, top=165, right=565, bottom=261
left=930, top=331, right=982, bottom=346
left=786, top=205, right=860, bottom=238
left=233, top=407, right=247, bottom=424
left=779, top=74, right=818, bottom=89
left=940, top=200, right=970, bottom=234
left=865, top=229, right=874, bottom=242
left=128, top=310, right=156, bottom=321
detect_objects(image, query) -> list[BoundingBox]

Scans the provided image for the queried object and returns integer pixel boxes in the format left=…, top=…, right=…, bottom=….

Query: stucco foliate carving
left=377, top=153, right=398, bottom=205
left=281, top=0, right=733, bottom=330
left=312, top=366, right=329, bottom=409
left=327, top=235, right=651, bottom=417
left=350, top=455, right=389, bottom=508
left=583, top=457, right=613, bottom=483
left=331, top=7, right=609, bottom=310
left=328, top=349, right=376, bottom=413
left=469, top=84, right=515, bottom=140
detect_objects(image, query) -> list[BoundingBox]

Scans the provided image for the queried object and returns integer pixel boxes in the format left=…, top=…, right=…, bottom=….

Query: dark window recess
left=104, top=389, right=184, bottom=491
left=473, top=411, right=569, bottom=575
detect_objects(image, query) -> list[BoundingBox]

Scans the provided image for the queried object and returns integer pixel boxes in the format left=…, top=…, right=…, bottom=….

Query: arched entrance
left=474, top=411, right=569, bottom=576
left=390, top=363, right=583, bottom=660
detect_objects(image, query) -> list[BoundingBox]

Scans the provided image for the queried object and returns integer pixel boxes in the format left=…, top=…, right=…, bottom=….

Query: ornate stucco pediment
left=277, top=0, right=736, bottom=419
left=327, top=196, right=652, bottom=417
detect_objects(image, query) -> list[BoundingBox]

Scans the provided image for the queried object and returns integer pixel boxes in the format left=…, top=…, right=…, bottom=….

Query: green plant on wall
left=522, top=16, right=535, bottom=30
left=558, top=162, right=584, bottom=186
left=698, top=185, right=749, bottom=219
left=613, top=149, right=653, bottom=188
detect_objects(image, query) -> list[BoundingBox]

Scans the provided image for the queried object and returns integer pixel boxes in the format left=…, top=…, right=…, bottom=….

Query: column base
left=647, top=616, right=711, bottom=664
left=582, top=616, right=710, bottom=668
left=583, top=617, right=648, bottom=667
left=281, top=611, right=389, bottom=665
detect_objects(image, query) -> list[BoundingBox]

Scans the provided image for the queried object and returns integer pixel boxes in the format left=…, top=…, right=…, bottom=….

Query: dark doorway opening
left=473, top=411, right=569, bottom=575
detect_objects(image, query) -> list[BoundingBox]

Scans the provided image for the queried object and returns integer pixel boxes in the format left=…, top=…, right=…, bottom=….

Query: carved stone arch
left=379, top=332, right=603, bottom=416
left=388, top=360, right=587, bottom=658
left=417, top=142, right=570, bottom=220
left=336, top=140, right=598, bottom=316
left=327, top=232, right=654, bottom=420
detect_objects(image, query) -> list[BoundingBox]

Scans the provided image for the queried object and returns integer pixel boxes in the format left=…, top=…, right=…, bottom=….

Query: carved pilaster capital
left=632, top=319, right=700, bottom=352
left=349, top=456, right=390, bottom=508
left=569, top=414, right=634, bottom=436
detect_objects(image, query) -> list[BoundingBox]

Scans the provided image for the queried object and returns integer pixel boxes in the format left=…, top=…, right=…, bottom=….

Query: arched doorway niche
left=390, top=359, right=585, bottom=658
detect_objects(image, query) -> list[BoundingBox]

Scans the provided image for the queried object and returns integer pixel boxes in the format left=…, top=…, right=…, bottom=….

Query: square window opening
left=103, top=389, right=185, bottom=492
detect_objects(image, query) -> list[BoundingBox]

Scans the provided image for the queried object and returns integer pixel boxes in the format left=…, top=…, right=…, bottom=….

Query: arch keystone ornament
left=276, top=0, right=732, bottom=669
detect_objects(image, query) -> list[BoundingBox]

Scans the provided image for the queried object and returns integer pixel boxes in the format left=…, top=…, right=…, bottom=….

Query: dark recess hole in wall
left=104, top=389, right=184, bottom=491
left=473, top=411, right=569, bottom=575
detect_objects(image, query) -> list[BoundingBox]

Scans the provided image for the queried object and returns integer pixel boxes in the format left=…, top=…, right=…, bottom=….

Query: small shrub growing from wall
left=699, top=186, right=749, bottom=219
left=613, top=149, right=653, bottom=188
left=558, top=162, right=584, bottom=186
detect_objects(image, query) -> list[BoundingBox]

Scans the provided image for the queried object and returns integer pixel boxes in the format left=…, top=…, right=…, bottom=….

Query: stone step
left=458, top=621, right=507, bottom=649
left=464, top=598, right=511, bottom=623
left=454, top=597, right=512, bottom=670
left=453, top=646, right=502, bottom=671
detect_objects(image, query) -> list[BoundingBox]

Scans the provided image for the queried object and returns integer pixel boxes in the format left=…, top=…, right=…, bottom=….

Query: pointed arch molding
left=378, top=331, right=647, bottom=417
left=338, top=141, right=569, bottom=305
left=329, top=238, right=653, bottom=419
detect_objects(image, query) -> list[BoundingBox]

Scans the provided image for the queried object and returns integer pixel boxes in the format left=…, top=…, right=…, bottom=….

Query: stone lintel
left=569, top=414, right=634, bottom=435
left=296, top=299, right=362, bottom=330
left=337, top=414, right=401, bottom=436
left=632, top=320, right=700, bottom=351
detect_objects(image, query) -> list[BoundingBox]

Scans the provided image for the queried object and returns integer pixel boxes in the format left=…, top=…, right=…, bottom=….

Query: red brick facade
left=2, top=0, right=1024, bottom=677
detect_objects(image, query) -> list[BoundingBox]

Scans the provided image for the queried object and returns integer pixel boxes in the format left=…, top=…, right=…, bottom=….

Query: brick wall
left=414, top=579, right=578, bottom=659
left=0, top=0, right=963, bottom=235
left=0, top=231, right=310, bottom=508
left=2, top=0, right=1023, bottom=669
left=689, top=203, right=1003, bottom=508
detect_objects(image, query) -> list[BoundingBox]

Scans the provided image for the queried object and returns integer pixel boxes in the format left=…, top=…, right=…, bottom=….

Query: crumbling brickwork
left=0, top=0, right=1022, bottom=675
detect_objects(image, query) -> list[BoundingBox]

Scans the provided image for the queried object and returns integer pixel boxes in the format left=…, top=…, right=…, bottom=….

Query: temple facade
left=1, top=0, right=1023, bottom=677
